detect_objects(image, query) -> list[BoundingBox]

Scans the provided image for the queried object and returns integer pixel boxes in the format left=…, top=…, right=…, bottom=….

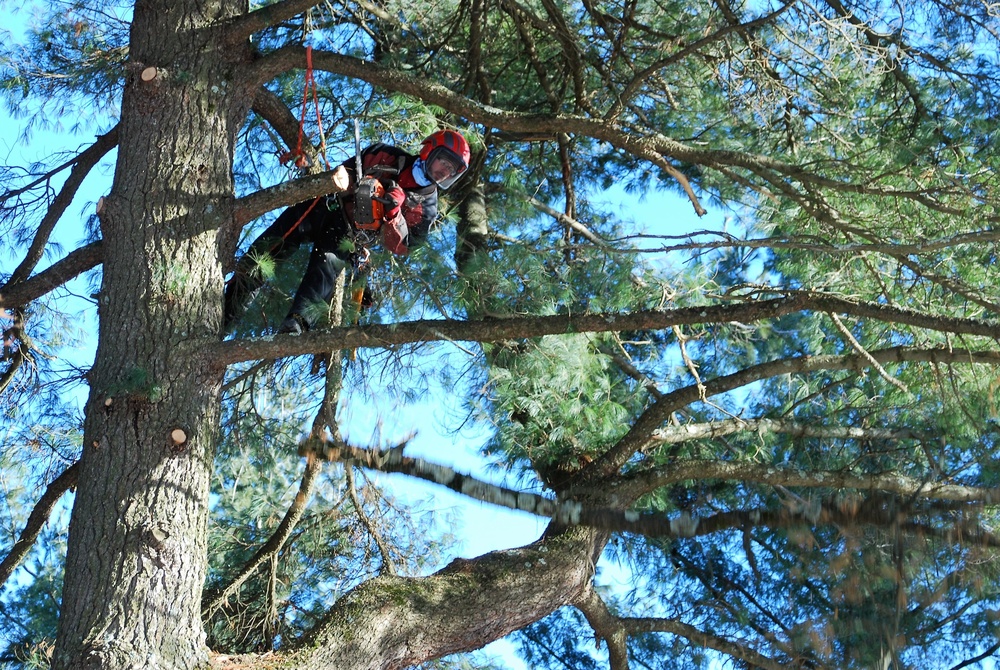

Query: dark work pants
left=224, top=198, right=352, bottom=329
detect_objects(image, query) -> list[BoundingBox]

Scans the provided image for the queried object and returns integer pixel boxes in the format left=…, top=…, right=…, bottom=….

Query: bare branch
left=0, top=126, right=118, bottom=208
left=829, top=312, right=909, bottom=393
left=529, top=197, right=612, bottom=249
left=574, top=585, right=630, bottom=670
left=232, top=166, right=349, bottom=225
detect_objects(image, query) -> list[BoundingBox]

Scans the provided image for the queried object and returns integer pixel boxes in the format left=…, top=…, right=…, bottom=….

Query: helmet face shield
left=424, top=146, right=468, bottom=190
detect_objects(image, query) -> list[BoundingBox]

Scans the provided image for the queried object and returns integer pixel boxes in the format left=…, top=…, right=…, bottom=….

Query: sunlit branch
left=309, top=442, right=998, bottom=550
left=648, top=418, right=934, bottom=446
left=0, top=463, right=79, bottom=588
left=232, top=166, right=349, bottom=225
left=298, top=523, right=603, bottom=668
left=829, top=312, right=909, bottom=393
left=529, top=197, right=611, bottom=249
left=218, top=0, right=321, bottom=45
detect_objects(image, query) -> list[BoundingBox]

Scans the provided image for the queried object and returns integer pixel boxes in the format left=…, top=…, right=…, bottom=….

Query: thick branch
left=208, top=293, right=1000, bottom=365
left=582, top=346, right=1000, bottom=483
left=0, top=463, right=79, bottom=587
left=315, top=443, right=1000, bottom=544
left=3, top=127, right=117, bottom=290
left=0, top=242, right=103, bottom=309
left=232, top=166, right=349, bottom=225
left=251, top=86, right=311, bottom=158
left=295, top=526, right=604, bottom=670
left=574, top=586, right=630, bottom=670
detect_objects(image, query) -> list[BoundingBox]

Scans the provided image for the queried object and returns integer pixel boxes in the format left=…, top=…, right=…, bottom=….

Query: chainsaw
left=353, top=119, right=398, bottom=231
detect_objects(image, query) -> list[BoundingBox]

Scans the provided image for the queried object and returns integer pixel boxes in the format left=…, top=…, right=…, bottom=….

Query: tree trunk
left=52, top=1, right=251, bottom=667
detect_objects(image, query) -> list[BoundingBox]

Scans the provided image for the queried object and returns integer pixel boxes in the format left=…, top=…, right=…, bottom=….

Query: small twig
left=345, top=465, right=397, bottom=576
left=829, top=312, right=909, bottom=393
left=201, top=456, right=323, bottom=620
left=673, top=325, right=706, bottom=400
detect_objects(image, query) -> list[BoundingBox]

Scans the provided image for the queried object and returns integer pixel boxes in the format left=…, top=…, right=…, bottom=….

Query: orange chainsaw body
left=354, top=176, right=385, bottom=231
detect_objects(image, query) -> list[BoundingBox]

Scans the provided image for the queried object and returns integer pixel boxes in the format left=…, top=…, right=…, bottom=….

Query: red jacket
left=341, top=143, right=438, bottom=254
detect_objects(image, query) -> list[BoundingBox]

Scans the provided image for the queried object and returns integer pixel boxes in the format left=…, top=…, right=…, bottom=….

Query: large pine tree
left=2, top=1, right=1000, bottom=668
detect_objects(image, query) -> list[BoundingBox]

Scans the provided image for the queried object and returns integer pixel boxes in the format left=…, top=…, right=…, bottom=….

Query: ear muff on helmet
left=419, top=130, right=471, bottom=189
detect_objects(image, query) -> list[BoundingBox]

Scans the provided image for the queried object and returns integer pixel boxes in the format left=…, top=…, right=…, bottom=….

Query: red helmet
left=419, top=130, right=471, bottom=190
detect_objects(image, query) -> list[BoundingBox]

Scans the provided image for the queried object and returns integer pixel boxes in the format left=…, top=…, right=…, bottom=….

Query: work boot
left=278, top=313, right=309, bottom=335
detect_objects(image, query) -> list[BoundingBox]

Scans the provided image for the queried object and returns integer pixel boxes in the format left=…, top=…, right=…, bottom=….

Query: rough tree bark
left=52, top=0, right=253, bottom=667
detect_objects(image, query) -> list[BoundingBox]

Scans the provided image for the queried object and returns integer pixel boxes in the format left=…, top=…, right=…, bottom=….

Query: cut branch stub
left=331, top=165, right=349, bottom=191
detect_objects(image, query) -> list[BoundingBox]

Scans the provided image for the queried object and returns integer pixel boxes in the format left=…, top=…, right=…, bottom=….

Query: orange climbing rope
left=228, top=46, right=336, bottom=293
left=280, top=46, right=330, bottom=172
left=276, top=44, right=333, bottom=243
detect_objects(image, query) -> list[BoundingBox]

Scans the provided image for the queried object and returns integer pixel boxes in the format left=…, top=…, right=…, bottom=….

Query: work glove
left=382, top=216, right=409, bottom=255
left=381, top=181, right=406, bottom=219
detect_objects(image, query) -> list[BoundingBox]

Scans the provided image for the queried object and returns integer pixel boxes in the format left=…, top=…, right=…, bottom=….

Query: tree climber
left=224, top=129, right=471, bottom=333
